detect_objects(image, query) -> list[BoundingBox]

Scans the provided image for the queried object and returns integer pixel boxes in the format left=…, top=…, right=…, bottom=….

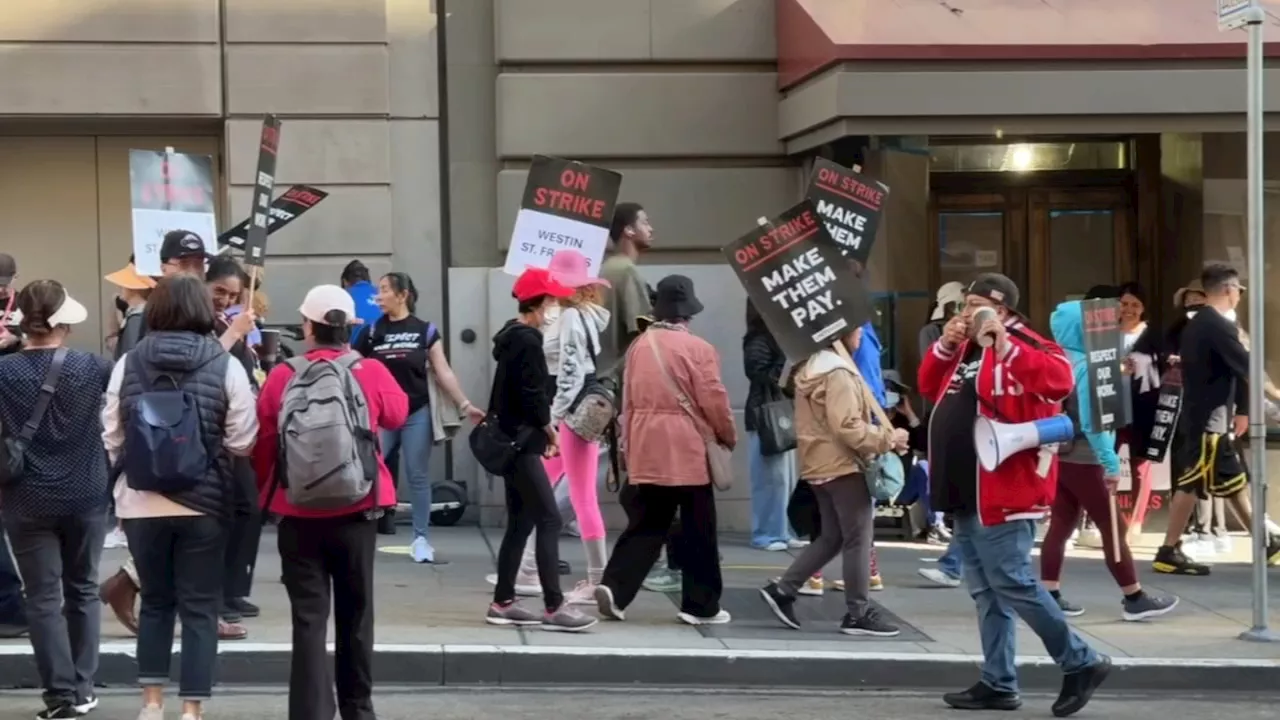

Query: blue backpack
left=122, top=352, right=223, bottom=494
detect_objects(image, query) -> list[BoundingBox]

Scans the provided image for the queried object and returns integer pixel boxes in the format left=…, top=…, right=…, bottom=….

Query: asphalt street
left=0, top=687, right=1270, bottom=720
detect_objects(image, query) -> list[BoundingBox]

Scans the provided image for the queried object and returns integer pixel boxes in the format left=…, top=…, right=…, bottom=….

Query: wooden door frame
left=928, top=190, right=1028, bottom=295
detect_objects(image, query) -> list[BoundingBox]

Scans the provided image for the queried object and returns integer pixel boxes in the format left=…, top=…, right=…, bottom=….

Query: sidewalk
left=2, top=526, right=1279, bottom=691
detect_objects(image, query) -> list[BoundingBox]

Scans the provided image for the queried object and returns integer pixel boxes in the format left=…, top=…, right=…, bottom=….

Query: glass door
left=930, top=191, right=1028, bottom=312
left=1027, top=188, right=1134, bottom=328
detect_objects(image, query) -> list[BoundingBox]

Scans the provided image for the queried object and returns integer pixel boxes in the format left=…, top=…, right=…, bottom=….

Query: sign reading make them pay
left=1219, top=0, right=1259, bottom=31
left=129, top=149, right=218, bottom=277
left=503, top=155, right=622, bottom=277
left=722, top=199, right=872, bottom=362
left=805, top=158, right=890, bottom=265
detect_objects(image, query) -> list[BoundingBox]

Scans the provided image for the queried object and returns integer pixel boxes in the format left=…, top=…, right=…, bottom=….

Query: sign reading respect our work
left=805, top=158, right=890, bottom=265
left=1082, top=298, right=1130, bottom=432
left=241, top=115, right=282, bottom=267
left=722, top=200, right=871, bottom=361
left=218, top=185, right=329, bottom=251
left=502, top=155, right=623, bottom=277
left=129, top=149, right=219, bottom=276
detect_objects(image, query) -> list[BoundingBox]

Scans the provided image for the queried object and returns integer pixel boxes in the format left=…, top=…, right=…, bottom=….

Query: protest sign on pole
left=1145, top=365, right=1182, bottom=463
left=1081, top=298, right=1128, bottom=432
left=217, top=185, right=328, bottom=252
left=722, top=199, right=871, bottom=362
left=502, top=155, right=622, bottom=277
left=805, top=158, right=890, bottom=265
left=242, top=115, right=281, bottom=268
left=129, top=149, right=218, bottom=276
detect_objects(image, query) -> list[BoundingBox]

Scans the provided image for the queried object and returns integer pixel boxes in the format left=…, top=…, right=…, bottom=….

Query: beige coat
left=793, top=349, right=894, bottom=482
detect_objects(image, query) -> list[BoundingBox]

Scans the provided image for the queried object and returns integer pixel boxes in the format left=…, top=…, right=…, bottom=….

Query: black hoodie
left=490, top=319, right=552, bottom=455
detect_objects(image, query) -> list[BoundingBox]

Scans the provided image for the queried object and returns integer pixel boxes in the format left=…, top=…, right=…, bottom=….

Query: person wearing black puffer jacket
left=102, top=274, right=258, bottom=720
left=743, top=299, right=797, bottom=552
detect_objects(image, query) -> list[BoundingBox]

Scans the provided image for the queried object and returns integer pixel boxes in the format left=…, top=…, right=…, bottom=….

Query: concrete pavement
left=1, top=525, right=1279, bottom=691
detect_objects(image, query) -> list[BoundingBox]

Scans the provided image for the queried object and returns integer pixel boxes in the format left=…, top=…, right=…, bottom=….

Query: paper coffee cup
left=971, top=307, right=997, bottom=348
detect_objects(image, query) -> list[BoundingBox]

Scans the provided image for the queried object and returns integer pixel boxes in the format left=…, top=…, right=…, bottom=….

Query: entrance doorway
left=929, top=183, right=1135, bottom=332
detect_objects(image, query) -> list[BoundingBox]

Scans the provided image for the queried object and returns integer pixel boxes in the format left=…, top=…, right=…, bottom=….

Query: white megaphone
left=973, top=415, right=1075, bottom=472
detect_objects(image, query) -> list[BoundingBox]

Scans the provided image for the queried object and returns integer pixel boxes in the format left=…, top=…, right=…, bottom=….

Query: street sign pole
left=1223, top=0, right=1279, bottom=644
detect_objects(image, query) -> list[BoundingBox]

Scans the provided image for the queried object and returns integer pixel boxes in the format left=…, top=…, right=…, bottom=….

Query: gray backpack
left=275, top=352, right=379, bottom=509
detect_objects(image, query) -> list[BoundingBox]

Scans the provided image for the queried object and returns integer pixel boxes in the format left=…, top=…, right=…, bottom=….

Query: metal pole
left=1240, top=5, right=1278, bottom=644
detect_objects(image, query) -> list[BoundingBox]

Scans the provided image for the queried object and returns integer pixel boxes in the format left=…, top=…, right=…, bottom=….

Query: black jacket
left=743, top=326, right=786, bottom=432
left=490, top=319, right=551, bottom=456
left=114, top=306, right=147, bottom=361
left=1179, top=307, right=1249, bottom=434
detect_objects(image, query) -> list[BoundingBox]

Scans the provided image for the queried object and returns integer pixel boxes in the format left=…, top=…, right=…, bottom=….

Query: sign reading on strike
left=242, top=115, right=282, bottom=267
left=722, top=200, right=871, bottom=361
left=129, top=149, right=218, bottom=276
left=805, top=158, right=890, bottom=264
left=502, top=155, right=622, bottom=277
left=218, top=185, right=329, bottom=251
left=1146, top=366, right=1183, bottom=463
left=1081, top=298, right=1129, bottom=432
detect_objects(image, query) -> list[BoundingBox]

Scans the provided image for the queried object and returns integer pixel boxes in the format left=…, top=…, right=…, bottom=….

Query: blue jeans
left=747, top=432, right=797, bottom=547
left=895, top=460, right=943, bottom=527
left=381, top=405, right=434, bottom=542
left=0, top=528, right=25, bottom=626
left=953, top=514, right=1096, bottom=693
left=937, top=537, right=964, bottom=579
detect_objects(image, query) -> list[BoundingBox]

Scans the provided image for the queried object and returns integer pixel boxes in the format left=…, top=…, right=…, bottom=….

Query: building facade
left=3, top=0, right=1278, bottom=528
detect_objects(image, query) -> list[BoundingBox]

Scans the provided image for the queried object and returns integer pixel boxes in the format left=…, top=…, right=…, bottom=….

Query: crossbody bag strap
left=844, top=357, right=893, bottom=429
left=576, top=311, right=598, bottom=360
left=645, top=332, right=712, bottom=444
left=18, top=347, right=68, bottom=445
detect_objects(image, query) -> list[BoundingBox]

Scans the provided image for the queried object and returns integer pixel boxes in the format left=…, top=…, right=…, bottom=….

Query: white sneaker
left=484, top=573, right=542, bottom=596
left=410, top=536, right=435, bottom=564
left=677, top=609, right=731, bottom=625
left=787, top=538, right=810, bottom=549
left=796, top=576, right=825, bottom=596
left=564, top=580, right=598, bottom=606
left=103, top=528, right=128, bottom=550
left=759, top=541, right=788, bottom=552
left=1214, top=534, right=1234, bottom=555
left=918, top=567, right=961, bottom=588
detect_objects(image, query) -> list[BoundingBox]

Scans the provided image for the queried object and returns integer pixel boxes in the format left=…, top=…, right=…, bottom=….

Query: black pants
left=278, top=514, right=377, bottom=720
left=494, top=452, right=563, bottom=611
left=222, top=458, right=261, bottom=612
left=0, top=527, right=25, bottom=627
left=620, top=480, right=683, bottom=572
left=602, top=483, right=722, bottom=617
left=124, top=516, right=225, bottom=701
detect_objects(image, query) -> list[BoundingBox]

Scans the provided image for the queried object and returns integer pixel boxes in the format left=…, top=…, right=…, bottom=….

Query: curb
left=3, top=644, right=1280, bottom=692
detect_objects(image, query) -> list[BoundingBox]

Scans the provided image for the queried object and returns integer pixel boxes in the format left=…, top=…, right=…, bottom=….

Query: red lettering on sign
left=815, top=168, right=884, bottom=211
left=533, top=187, right=606, bottom=221
left=559, top=168, right=590, bottom=192
left=733, top=210, right=821, bottom=271
left=1084, top=306, right=1119, bottom=333
left=260, top=125, right=281, bottom=154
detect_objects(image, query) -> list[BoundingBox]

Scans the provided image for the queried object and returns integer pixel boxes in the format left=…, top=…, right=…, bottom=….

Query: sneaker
left=759, top=582, right=801, bottom=630
left=1051, top=655, right=1112, bottom=717
left=410, top=536, right=435, bottom=564
left=36, top=703, right=80, bottom=719
left=1053, top=593, right=1086, bottom=617
left=0, top=623, right=29, bottom=639
left=74, top=696, right=99, bottom=714
left=1181, top=532, right=1215, bottom=559
left=918, top=567, right=961, bottom=588
left=641, top=569, right=682, bottom=593
left=677, top=609, right=731, bottom=625
left=869, top=574, right=884, bottom=592
left=103, top=527, right=129, bottom=550
left=563, top=580, right=598, bottom=606
left=1078, top=526, right=1103, bottom=549
left=136, top=705, right=164, bottom=720
left=943, top=682, right=1022, bottom=711
left=485, top=601, right=541, bottom=627
left=1122, top=592, right=1179, bottom=622
left=840, top=608, right=900, bottom=637
left=758, top=541, right=788, bottom=551
left=1268, top=539, right=1280, bottom=567
left=594, top=584, right=626, bottom=621
left=797, top=575, right=824, bottom=596
left=484, top=572, right=542, bottom=597
left=787, top=538, right=810, bottom=549
left=542, top=604, right=598, bottom=632
left=1153, top=543, right=1211, bottom=576
left=1213, top=533, right=1233, bottom=555
left=562, top=520, right=581, bottom=538
left=831, top=579, right=845, bottom=591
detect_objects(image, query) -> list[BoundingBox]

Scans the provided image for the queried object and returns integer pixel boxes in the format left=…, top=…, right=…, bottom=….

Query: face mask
left=1224, top=308, right=1238, bottom=323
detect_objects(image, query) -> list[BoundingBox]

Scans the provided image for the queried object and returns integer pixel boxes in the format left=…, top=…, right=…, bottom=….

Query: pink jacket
left=622, top=325, right=737, bottom=486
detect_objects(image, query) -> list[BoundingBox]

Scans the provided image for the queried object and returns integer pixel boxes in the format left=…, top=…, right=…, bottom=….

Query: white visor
left=48, top=293, right=89, bottom=326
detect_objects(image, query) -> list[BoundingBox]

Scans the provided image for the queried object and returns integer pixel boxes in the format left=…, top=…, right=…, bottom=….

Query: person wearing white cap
left=0, top=280, right=114, bottom=718
left=919, top=281, right=965, bottom=366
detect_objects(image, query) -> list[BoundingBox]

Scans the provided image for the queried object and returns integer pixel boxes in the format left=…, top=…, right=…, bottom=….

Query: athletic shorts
left=1173, top=431, right=1248, bottom=499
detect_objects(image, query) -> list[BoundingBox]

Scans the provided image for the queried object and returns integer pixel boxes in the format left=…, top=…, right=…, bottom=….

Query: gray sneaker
left=642, top=569, right=682, bottom=593
left=485, top=602, right=541, bottom=627
left=1122, top=592, right=1179, bottom=622
left=542, top=605, right=598, bottom=633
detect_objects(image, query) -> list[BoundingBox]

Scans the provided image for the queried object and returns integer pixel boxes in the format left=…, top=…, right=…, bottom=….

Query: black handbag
left=468, top=367, right=521, bottom=476
left=753, top=384, right=796, bottom=456
left=0, top=347, right=68, bottom=487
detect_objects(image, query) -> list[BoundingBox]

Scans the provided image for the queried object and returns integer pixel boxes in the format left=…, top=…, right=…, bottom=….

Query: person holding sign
left=1042, top=299, right=1178, bottom=621
left=918, top=274, right=1111, bottom=716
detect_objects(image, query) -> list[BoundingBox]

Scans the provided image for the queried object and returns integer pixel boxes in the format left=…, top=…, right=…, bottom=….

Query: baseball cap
left=299, top=284, right=357, bottom=325
left=0, top=253, right=16, bottom=286
left=159, top=230, right=213, bottom=264
left=931, top=281, right=965, bottom=320
left=966, top=272, right=1020, bottom=311
left=512, top=267, right=573, bottom=303
left=104, top=254, right=157, bottom=291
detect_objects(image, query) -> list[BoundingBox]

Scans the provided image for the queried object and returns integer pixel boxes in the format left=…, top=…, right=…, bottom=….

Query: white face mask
left=1224, top=308, right=1238, bottom=323
left=1186, top=310, right=1198, bottom=319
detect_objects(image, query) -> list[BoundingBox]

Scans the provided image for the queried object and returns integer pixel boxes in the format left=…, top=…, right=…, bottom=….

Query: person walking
left=759, top=324, right=908, bottom=637
left=254, top=285, right=409, bottom=720
left=0, top=281, right=111, bottom=718
left=103, top=274, right=259, bottom=720
left=918, top=273, right=1110, bottom=717
left=743, top=299, right=802, bottom=552
left=356, top=272, right=482, bottom=558
left=594, top=275, right=736, bottom=626
left=341, top=260, right=382, bottom=347
left=485, top=267, right=597, bottom=632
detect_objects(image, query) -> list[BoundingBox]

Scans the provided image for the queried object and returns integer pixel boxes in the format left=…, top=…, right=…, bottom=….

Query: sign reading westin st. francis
left=502, top=155, right=623, bottom=277
left=805, top=158, right=890, bottom=265
left=723, top=199, right=872, bottom=361
left=129, top=149, right=218, bottom=276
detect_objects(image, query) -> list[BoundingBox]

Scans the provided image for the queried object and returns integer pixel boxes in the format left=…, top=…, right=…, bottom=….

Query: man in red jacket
left=254, top=284, right=408, bottom=720
left=918, top=273, right=1110, bottom=718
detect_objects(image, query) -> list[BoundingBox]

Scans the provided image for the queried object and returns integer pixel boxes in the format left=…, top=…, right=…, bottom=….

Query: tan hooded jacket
left=793, top=348, right=895, bottom=483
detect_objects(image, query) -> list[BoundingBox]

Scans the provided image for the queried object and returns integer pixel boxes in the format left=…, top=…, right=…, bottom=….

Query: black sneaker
left=1052, top=654, right=1112, bottom=717
left=943, top=681, right=1022, bottom=711
left=1153, top=543, right=1211, bottom=576
left=0, top=623, right=29, bottom=639
left=558, top=559, right=572, bottom=576
left=759, top=582, right=801, bottom=630
left=226, top=597, right=260, bottom=618
left=36, top=702, right=80, bottom=719
left=840, top=607, right=900, bottom=637
left=1053, top=593, right=1086, bottom=617
left=1121, top=591, right=1178, bottom=622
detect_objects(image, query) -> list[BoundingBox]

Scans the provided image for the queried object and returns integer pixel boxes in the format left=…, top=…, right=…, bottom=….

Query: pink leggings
left=542, top=425, right=606, bottom=540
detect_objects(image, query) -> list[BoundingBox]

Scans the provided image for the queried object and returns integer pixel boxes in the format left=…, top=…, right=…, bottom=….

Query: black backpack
left=122, top=352, right=224, bottom=494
